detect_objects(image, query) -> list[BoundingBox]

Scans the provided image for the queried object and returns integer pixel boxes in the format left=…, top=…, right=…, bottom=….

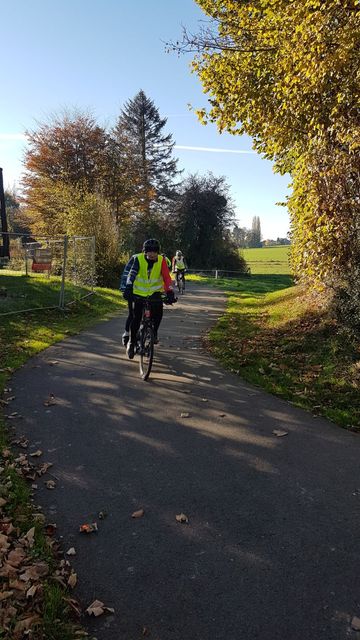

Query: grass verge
left=0, top=285, right=125, bottom=639
left=188, top=274, right=360, bottom=430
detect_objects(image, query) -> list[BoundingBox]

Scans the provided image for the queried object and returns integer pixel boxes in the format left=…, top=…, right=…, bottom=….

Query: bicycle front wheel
left=139, top=324, right=154, bottom=380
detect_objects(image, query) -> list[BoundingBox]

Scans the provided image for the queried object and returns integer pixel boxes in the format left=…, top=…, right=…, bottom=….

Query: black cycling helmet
left=143, top=238, right=160, bottom=253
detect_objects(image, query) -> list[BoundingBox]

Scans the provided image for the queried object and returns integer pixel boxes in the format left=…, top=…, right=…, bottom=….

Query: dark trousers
left=125, top=299, right=133, bottom=332
left=130, top=292, right=163, bottom=344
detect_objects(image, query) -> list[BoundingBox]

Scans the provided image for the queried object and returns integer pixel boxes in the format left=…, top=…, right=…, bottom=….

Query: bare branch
left=166, top=25, right=276, bottom=55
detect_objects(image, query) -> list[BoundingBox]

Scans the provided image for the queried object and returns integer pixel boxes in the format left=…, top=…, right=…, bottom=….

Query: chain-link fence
left=0, top=233, right=95, bottom=316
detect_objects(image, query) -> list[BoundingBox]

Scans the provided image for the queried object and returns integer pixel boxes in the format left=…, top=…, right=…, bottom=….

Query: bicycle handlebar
left=131, top=293, right=178, bottom=305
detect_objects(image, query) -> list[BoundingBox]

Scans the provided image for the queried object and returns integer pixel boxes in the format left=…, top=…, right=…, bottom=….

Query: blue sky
left=0, top=0, right=290, bottom=239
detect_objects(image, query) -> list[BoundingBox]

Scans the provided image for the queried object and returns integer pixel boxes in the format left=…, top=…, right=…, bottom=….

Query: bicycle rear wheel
left=139, top=324, right=154, bottom=380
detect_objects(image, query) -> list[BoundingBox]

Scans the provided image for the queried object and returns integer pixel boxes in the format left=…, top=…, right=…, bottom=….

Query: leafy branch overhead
left=172, top=0, right=360, bottom=333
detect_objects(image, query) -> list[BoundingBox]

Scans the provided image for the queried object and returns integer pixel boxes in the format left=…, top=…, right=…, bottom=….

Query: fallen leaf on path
left=7, top=548, right=26, bottom=567
left=66, top=547, right=76, bottom=556
left=86, top=599, right=114, bottom=617
left=45, top=523, right=57, bottom=536
left=272, top=429, right=289, bottom=437
left=79, top=523, right=98, bottom=534
left=15, top=436, right=29, bottom=448
left=98, top=510, right=107, bottom=519
left=7, top=412, right=21, bottom=419
left=68, top=571, right=77, bottom=589
left=45, top=480, right=56, bottom=489
left=33, top=513, right=45, bottom=525
left=23, top=527, right=35, bottom=547
left=180, top=412, right=190, bottom=418
left=37, top=462, right=53, bottom=476
left=132, top=509, right=144, bottom=519
left=351, top=617, right=360, bottom=631
left=201, top=398, right=208, bottom=402
left=48, top=360, right=59, bottom=366
left=0, top=533, right=10, bottom=551
left=20, top=562, right=49, bottom=582
left=30, top=450, right=43, bottom=457
left=0, top=522, right=13, bottom=535
left=9, top=578, right=27, bottom=592
left=14, top=615, right=41, bottom=634
left=43, top=394, right=56, bottom=407
left=26, top=584, right=38, bottom=598
left=176, top=513, right=189, bottom=524
left=64, top=596, right=82, bottom=617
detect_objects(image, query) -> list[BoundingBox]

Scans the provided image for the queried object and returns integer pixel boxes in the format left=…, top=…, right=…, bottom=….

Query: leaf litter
left=0, top=445, right=87, bottom=638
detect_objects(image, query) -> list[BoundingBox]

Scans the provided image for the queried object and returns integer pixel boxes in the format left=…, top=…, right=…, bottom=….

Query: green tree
left=113, top=90, right=180, bottom=218
left=174, top=173, right=247, bottom=270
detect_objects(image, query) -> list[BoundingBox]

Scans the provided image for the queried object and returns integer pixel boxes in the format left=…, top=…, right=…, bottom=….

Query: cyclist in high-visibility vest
left=163, top=254, right=172, bottom=269
left=119, top=254, right=135, bottom=347
left=172, top=250, right=187, bottom=291
left=122, top=239, right=175, bottom=359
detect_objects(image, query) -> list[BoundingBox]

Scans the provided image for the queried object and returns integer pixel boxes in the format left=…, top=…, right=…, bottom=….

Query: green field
left=241, top=245, right=291, bottom=275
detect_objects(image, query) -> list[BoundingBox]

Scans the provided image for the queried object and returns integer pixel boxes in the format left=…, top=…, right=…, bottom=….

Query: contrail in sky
left=0, top=134, right=256, bottom=156
left=174, top=145, right=255, bottom=154
left=0, top=133, right=26, bottom=140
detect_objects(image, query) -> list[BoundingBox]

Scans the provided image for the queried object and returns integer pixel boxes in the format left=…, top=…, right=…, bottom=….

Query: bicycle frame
left=136, top=296, right=156, bottom=380
left=176, top=270, right=185, bottom=294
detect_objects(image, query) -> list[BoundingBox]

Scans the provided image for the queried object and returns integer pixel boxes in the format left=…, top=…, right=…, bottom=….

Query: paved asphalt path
left=8, top=284, right=360, bottom=640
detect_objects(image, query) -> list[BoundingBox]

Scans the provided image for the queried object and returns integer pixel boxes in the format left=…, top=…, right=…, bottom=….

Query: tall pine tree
left=113, top=90, right=180, bottom=218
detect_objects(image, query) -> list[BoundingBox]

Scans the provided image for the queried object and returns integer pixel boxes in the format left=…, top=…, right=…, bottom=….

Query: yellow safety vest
left=133, top=253, right=163, bottom=297
left=175, top=258, right=185, bottom=270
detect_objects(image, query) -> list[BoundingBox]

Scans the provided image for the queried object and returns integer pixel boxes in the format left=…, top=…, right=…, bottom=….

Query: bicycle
left=176, top=270, right=185, bottom=295
left=135, top=294, right=176, bottom=380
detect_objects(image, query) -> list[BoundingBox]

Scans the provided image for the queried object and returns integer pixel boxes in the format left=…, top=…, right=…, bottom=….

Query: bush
left=332, top=275, right=360, bottom=339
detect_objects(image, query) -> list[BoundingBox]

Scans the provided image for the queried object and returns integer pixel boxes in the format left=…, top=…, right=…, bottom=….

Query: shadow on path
left=9, top=284, right=360, bottom=640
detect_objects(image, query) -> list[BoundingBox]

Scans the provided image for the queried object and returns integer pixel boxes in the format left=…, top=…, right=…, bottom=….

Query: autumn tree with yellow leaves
left=175, top=0, right=360, bottom=331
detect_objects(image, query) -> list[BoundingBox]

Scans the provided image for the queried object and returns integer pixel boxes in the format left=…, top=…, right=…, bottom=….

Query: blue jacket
left=119, top=256, right=135, bottom=291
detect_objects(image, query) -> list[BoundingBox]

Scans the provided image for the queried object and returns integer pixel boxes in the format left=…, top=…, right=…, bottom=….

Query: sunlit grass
left=241, top=245, right=291, bottom=274
left=190, top=274, right=359, bottom=430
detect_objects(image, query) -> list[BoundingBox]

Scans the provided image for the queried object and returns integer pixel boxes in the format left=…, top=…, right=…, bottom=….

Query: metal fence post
left=215, top=269, right=218, bottom=279
left=59, top=235, right=68, bottom=309
left=73, top=236, right=77, bottom=286
left=91, top=236, right=96, bottom=290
